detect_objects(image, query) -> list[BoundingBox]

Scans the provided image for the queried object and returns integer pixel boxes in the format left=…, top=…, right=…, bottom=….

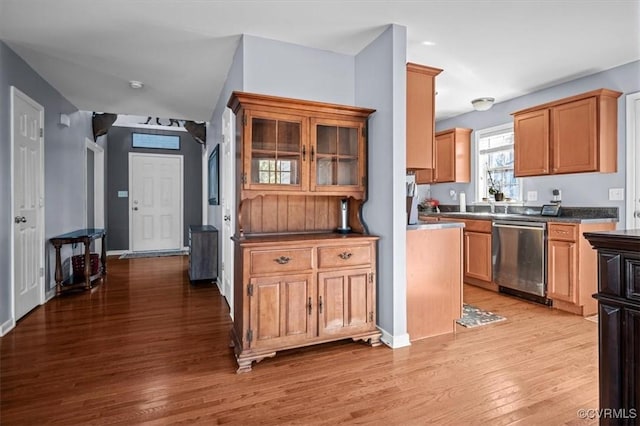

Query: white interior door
left=627, top=91, right=640, bottom=229
left=129, top=153, right=183, bottom=252
left=11, top=87, right=44, bottom=320
left=221, top=108, right=235, bottom=317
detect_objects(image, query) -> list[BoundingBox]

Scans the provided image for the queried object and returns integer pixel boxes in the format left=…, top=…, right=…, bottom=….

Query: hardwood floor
left=1, top=256, right=599, bottom=425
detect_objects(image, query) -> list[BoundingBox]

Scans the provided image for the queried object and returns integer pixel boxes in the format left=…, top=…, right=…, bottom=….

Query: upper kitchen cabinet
left=433, top=128, right=472, bottom=183
left=416, top=128, right=472, bottom=184
left=228, top=92, right=374, bottom=199
left=406, top=63, right=442, bottom=171
left=512, top=89, right=622, bottom=177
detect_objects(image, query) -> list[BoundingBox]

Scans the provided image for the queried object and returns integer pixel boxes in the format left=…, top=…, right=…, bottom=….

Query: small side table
left=50, top=228, right=107, bottom=295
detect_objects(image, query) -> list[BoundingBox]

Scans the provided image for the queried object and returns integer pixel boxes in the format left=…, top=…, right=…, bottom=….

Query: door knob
left=635, top=211, right=640, bottom=218
left=132, top=207, right=138, bottom=211
left=14, top=216, right=26, bottom=223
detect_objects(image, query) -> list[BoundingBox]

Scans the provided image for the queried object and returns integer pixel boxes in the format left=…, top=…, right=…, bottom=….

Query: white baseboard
left=108, top=248, right=189, bottom=257
left=1, top=317, right=15, bottom=337
left=378, top=327, right=411, bottom=348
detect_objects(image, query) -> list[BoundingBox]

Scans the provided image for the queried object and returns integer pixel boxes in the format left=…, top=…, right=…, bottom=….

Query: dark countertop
left=584, top=229, right=640, bottom=252
left=419, top=205, right=618, bottom=224
left=420, top=212, right=617, bottom=224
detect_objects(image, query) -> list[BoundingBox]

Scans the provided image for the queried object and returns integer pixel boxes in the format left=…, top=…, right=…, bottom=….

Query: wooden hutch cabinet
left=512, top=88, right=622, bottom=177
left=227, top=92, right=381, bottom=373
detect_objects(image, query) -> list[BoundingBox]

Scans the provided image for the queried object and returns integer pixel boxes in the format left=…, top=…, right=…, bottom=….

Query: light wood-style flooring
left=1, top=255, right=599, bottom=425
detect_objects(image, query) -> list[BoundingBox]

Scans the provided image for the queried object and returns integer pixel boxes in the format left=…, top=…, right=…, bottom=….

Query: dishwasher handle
left=492, top=222, right=546, bottom=231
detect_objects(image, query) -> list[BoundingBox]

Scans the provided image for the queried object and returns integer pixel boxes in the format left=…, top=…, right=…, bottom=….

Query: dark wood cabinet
left=585, top=230, right=640, bottom=424
left=188, top=225, right=218, bottom=281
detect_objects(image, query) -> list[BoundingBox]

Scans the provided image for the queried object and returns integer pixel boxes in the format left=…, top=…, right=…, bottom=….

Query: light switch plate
left=609, top=188, right=624, bottom=201
left=527, top=191, right=538, bottom=201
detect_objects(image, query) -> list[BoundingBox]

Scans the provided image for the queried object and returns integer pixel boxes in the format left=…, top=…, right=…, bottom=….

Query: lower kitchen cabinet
left=547, top=239, right=578, bottom=304
left=464, top=231, right=492, bottom=283
left=547, top=222, right=614, bottom=316
left=440, top=217, right=494, bottom=290
left=406, top=226, right=463, bottom=341
left=231, top=235, right=381, bottom=373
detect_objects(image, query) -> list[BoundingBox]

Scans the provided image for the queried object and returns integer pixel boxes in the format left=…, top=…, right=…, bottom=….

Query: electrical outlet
left=609, top=188, right=624, bottom=201
left=527, top=191, right=538, bottom=201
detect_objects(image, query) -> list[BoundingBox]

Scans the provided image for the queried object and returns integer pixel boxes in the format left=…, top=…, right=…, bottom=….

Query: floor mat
left=456, top=303, right=506, bottom=328
left=119, top=250, right=188, bottom=259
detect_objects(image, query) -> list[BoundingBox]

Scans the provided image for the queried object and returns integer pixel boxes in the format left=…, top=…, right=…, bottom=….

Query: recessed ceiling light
left=129, top=80, right=144, bottom=89
left=421, top=40, right=436, bottom=46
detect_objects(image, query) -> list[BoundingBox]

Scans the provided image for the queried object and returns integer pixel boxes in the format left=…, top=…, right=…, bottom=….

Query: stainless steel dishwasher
left=492, top=220, right=549, bottom=304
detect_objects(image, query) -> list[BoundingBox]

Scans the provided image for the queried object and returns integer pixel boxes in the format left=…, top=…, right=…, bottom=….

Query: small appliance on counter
left=406, top=182, right=419, bottom=225
left=336, top=198, right=351, bottom=234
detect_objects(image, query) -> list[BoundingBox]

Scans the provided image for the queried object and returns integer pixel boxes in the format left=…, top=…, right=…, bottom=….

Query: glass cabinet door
left=245, top=113, right=307, bottom=191
left=311, top=119, right=364, bottom=193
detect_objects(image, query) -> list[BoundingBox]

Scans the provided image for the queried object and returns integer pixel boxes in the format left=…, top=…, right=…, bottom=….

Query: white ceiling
left=1, top=0, right=638, bottom=122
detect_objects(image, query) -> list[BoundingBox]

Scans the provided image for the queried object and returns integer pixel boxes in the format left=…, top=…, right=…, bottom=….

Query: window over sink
left=476, top=123, right=522, bottom=202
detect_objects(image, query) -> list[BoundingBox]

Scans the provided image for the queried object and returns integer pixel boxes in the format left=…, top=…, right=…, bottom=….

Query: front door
left=221, top=108, right=235, bottom=316
left=129, top=153, right=183, bottom=252
left=11, top=87, right=44, bottom=320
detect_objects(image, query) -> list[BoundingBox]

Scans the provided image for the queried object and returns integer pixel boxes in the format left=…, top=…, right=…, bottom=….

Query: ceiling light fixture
left=471, top=97, right=495, bottom=111
left=421, top=40, right=436, bottom=46
left=129, top=80, right=144, bottom=89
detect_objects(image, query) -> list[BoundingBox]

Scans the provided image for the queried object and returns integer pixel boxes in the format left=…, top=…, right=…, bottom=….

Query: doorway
left=220, top=108, right=235, bottom=318
left=11, top=86, right=45, bottom=323
left=128, top=153, right=183, bottom=252
left=627, top=91, right=640, bottom=228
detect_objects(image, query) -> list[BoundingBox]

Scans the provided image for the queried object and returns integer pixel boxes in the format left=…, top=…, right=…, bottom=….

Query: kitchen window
left=476, top=123, right=521, bottom=201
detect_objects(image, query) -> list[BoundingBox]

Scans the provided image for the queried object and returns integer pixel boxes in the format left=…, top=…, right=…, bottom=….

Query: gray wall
left=356, top=25, right=408, bottom=346
left=208, top=31, right=411, bottom=345
left=430, top=60, right=640, bottom=226
left=106, top=126, right=203, bottom=251
left=207, top=35, right=245, bottom=272
left=0, top=41, right=94, bottom=329
left=243, top=34, right=355, bottom=105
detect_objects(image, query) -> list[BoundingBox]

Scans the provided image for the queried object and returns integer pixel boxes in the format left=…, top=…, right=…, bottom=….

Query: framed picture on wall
left=208, top=144, right=219, bottom=205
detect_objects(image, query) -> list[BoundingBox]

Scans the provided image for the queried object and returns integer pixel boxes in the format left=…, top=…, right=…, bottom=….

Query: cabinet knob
left=274, top=256, right=291, bottom=264
left=224, top=215, right=231, bottom=221
left=338, top=252, right=353, bottom=260
left=14, top=216, right=26, bottom=223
